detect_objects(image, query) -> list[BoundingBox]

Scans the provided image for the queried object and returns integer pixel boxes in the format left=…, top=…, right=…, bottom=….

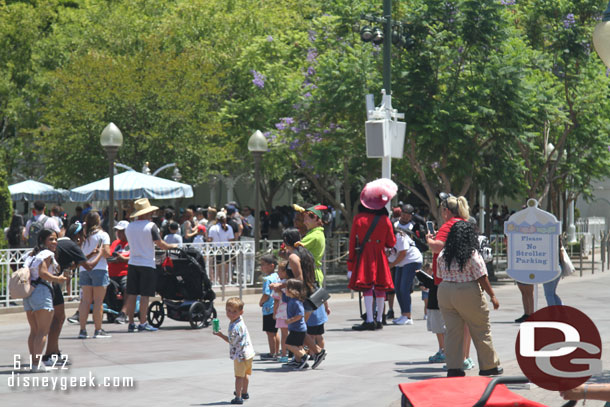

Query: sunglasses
left=307, top=212, right=318, bottom=219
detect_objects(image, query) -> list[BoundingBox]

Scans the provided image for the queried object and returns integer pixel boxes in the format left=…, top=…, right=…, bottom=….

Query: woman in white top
left=77, top=211, right=111, bottom=339
left=387, top=228, right=422, bottom=325
left=23, top=228, right=67, bottom=372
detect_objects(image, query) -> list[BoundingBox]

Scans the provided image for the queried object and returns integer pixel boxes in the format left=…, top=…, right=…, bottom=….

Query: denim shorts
left=23, top=283, right=54, bottom=312
left=79, top=269, right=110, bottom=287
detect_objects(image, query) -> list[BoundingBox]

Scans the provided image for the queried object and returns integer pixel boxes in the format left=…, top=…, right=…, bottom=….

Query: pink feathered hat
left=360, top=178, right=398, bottom=210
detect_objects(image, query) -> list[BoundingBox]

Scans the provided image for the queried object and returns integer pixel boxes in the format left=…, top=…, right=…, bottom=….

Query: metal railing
left=0, top=248, right=81, bottom=308
left=1, top=241, right=255, bottom=308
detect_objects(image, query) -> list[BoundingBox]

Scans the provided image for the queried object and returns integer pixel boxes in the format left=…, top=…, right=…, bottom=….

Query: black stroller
left=147, top=247, right=216, bottom=329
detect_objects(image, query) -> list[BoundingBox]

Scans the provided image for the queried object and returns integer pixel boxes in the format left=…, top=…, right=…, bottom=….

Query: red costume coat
left=347, top=212, right=396, bottom=291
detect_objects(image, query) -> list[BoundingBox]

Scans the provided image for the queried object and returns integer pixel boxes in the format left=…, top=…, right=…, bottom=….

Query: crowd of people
left=9, top=183, right=579, bottom=403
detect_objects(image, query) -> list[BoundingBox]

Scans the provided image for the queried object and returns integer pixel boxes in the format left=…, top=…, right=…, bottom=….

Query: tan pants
left=438, top=281, right=500, bottom=371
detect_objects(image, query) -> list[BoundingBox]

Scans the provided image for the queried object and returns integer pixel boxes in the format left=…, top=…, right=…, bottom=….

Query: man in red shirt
left=108, top=220, right=130, bottom=324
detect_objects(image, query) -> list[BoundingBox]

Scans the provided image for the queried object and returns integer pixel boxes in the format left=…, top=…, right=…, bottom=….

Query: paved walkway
left=1, top=267, right=609, bottom=406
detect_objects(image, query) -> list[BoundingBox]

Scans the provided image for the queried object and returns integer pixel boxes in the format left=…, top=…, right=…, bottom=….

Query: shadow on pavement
left=394, top=366, right=444, bottom=374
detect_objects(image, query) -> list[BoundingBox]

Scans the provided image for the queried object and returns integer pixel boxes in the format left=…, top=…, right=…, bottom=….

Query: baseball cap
left=197, top=224, right=206, bottom=231
left=114, top=220, right=129, bottom=230
left=401, top=204, right=415, bottom=214
left=216, top=211, right=227, bottom=220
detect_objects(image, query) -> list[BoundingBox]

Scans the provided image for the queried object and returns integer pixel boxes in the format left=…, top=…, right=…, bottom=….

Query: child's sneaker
left=463, top=357, right=475, bottom=370
left=127, top=323, right=136, bottom=332
left=230, top=397, right=243, bottom=405
left=115, top=312, right=127, bottom=324
left=311, top=349, right=327, bottom=369
left=138, top=322, right=158, bottom=332
left=428, top=351, right=446, bottom=363
left=296, top=355, right=309, bottom=370
left=67, top=311, right=80, bottom=324
left=234, top=391, right=249, bottom=400
left=93, top=329, right=112, bottom=339
left=78, top=329, right=88, bottom=339
left=259, top=353, right=275, bottom=360
left=283, top=358, right=299, bottom=367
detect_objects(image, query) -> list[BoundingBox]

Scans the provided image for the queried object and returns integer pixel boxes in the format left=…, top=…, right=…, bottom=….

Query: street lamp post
left=247, top=130, right=268, bottom=259
left=360, top=0, right=406, bottom=199
left=100, top=123, right=123, bottom=241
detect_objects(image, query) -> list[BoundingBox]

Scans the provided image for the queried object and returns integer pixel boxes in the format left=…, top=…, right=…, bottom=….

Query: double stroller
left=147, top=247, right=217, bottom=329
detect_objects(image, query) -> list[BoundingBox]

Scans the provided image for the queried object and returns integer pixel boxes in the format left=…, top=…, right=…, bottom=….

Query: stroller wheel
left=188, top=301, right=206, bottom=329
left=147, top=301, right=165, bottom=328
left=107, top=313, right=117, bottom=323
left=202, top=303, right=217, bottom=327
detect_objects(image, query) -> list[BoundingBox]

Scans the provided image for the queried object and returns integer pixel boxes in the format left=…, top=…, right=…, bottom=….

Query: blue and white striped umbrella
left=9, top=180, right=69, bottom=202
left=69, top=171, right=194, bottom=202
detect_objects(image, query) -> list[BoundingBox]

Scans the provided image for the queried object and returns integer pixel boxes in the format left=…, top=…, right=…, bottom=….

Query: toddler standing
left=213, top=297, right=255, bottom=405
left=259, top=254, right=280, bottom=360
left=272, top=261, right=293, bottom=363
left=283, top=278, right=309, bottom=370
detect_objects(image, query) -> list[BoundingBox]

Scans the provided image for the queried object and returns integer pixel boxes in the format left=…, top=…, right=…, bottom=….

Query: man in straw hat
left=124, top=198, right=177, bottom=332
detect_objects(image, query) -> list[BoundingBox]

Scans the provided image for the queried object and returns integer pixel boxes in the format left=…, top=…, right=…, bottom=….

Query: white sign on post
left=504, top=199, right=561, bottom=284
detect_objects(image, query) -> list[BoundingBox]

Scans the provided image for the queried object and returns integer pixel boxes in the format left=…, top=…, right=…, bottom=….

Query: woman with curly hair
left=437, top=221, right=502, bottom=378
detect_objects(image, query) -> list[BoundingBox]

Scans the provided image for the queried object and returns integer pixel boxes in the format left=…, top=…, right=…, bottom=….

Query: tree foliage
left=0, top=0, right=609, bottom=224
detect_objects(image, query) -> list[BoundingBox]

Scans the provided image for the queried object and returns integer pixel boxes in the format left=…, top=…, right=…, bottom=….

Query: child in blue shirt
left=259, top=254, right=280, bottom=360
left=282, top=278, right=309, bottom=370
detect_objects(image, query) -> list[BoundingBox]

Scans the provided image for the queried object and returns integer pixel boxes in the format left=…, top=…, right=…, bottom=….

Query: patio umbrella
left=69, top=170, right=194, bottom=202
left=8, top=180, right=69, bottom=202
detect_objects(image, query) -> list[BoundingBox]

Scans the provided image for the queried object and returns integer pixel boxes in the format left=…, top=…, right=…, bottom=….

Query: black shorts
left=262, top=314, right=278, bottom=333
left=111, top=275, right=128, bottom=293
left=286, top=330, right=306, bottom=347
left=307, top=323, right=324, bottom=336
left=52, top=283, right=64, bottom=306
left=303, top=299, right=315, bottom=312
left=126, top=265, right=157, bottom=297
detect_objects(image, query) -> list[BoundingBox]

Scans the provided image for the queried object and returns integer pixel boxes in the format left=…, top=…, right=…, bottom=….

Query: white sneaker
left=405, top=318, right=414, bottom=325
left=31, top=364, right=50, bottom=373
left=393, top=316, right=408, bottom=325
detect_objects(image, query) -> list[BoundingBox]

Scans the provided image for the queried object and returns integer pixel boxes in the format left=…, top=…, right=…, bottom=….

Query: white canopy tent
left=69, top=171, right=194, bottom=202
left=9, top=180, right=69, bottom=202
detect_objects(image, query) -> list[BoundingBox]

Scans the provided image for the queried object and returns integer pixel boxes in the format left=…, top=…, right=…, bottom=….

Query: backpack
left=27, top=215, right=47, bottom=248
left=9, top=266, right=34, bottom=299
left=478, top=235, right=493, bottom=263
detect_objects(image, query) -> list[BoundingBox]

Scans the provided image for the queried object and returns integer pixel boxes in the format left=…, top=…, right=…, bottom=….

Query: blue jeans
left=394, top=262, right=421, bottom=314
left=543, top=276, right=562, bottom=307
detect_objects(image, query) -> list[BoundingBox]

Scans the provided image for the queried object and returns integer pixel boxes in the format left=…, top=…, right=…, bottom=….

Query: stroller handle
left=471, top=376, right=576, bottom=407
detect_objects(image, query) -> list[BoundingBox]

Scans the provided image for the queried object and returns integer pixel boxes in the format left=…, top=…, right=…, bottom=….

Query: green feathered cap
left=306, top=204, right=327, bottom=219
